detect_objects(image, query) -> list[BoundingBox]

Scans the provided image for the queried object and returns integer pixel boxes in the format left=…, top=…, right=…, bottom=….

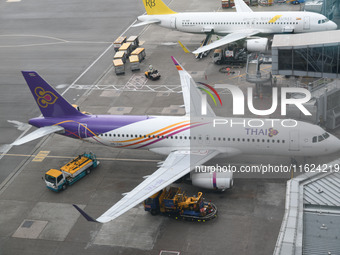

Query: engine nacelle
left=190, top=166, right=233, bottom=191
left=245, top=38, right=268, bottom=52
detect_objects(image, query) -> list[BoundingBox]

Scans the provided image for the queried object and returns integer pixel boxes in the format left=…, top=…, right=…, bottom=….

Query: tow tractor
left=143, top=187, right=217, bottom=222
left=44, top=152, right=99, bottom=192
left=145, top=69, right=161, bottom=81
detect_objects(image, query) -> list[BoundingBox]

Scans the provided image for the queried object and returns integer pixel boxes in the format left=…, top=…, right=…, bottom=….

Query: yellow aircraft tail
left=143, top=0, right=177, bottom=15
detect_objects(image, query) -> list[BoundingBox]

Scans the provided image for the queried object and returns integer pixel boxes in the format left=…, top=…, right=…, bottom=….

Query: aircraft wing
left=74, top=149, right=220, bottom=223
left=12, top=125, right=64, bottom=146
left=192, top=30, right=260, bottom=54
left=171, top=56, right=216, bottom=117
left=132, top=19, right=161, bottom=27
left=234, top=0, right=253, bottom=12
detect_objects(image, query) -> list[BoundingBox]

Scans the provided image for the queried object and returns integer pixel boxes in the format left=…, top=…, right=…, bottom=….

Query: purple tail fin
left=22, top=71, right=84, bottom=118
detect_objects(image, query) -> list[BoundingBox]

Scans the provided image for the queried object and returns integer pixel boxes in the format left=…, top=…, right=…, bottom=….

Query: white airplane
left=135, top=0, right=337, bottom=54
left=17, top=57, right=340, bottom=223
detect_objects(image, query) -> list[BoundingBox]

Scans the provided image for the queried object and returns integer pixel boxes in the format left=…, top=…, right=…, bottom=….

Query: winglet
left=171, top=56, right=183, bottom=71
left=73, top=204, right=98, bottom=223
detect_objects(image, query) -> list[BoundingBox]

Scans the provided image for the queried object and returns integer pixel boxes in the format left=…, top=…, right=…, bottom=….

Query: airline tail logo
left=145, top=0, right=156, bottom=8
left=197, top=82, right=223, bottom=107
left=35, top=87, right=58, bottom=108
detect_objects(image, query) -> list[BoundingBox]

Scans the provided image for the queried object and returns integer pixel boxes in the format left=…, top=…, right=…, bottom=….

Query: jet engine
left=245, top=38, right=269, bottom=52
left=190, top=166, right=233, bottom=191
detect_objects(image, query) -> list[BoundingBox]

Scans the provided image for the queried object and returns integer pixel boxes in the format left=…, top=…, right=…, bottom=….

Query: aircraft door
left=78, top=123, right=88, bottom=139
left=170, top=17, right=176, bottom=29
left=303, top=16, right=310, bottom=30
left=289, top=130, right=300, bottom=151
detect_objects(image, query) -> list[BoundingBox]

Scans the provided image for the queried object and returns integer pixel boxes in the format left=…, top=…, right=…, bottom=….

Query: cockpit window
left=313, top=133, right=330, bottom=143
left=318, top=19, right=329, bottom=24
left=318, top=135, right=324, bottom=142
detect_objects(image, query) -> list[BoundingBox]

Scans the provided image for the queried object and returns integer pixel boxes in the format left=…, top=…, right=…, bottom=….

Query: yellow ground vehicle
left=113, top=59, right=125, bottom=75
left=44, top=152, right=99, bottom=192
left=113, top=36, right=127, bottom=51
left=143, top=187, right=217, bottom=222
left=126, top=36, right=139, bottom=50
left=129, top=55, right=140, bottom=71
left=118, top=42, right=133, bottom=56
left=131, top=47, right=146, bottom=62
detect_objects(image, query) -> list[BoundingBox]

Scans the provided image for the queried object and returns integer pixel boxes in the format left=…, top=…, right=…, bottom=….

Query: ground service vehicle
left=145, top=69, right=161, bottom=80
left=143, top=187, right=217, bottom=222
left=44, top=152, right=99, bottom=192
left=287, top=0, right=304, bottom=4
left=113, top=36, right=127, bottom=52
left=213, top=47, right=247, bottom=65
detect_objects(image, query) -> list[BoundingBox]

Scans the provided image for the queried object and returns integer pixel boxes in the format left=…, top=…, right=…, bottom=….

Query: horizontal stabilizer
left=132, top=20, right=160, bottom=27
left=178, top=41, right=191, bottom=53
left=12, top=125, right=64, bottom=145
left=73, top=205, right=98, bottom=223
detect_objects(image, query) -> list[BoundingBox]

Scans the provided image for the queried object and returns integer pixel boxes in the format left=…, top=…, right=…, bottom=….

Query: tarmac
left=0, top=1, right=340, bottom=255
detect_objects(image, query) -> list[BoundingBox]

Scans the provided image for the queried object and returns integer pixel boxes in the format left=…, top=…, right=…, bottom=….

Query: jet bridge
left=272, top=30, right=340, bottom=79
left=286, top=79, right=340, bottom=130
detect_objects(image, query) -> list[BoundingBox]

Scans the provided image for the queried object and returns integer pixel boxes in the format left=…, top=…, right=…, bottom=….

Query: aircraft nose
left=330, top=21, right=337, bottom=30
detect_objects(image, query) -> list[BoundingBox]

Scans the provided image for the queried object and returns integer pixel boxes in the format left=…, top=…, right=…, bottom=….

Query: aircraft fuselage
left=138, top=11, right=337, bottom=35
left=29, top=115, right=340, bottom=158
